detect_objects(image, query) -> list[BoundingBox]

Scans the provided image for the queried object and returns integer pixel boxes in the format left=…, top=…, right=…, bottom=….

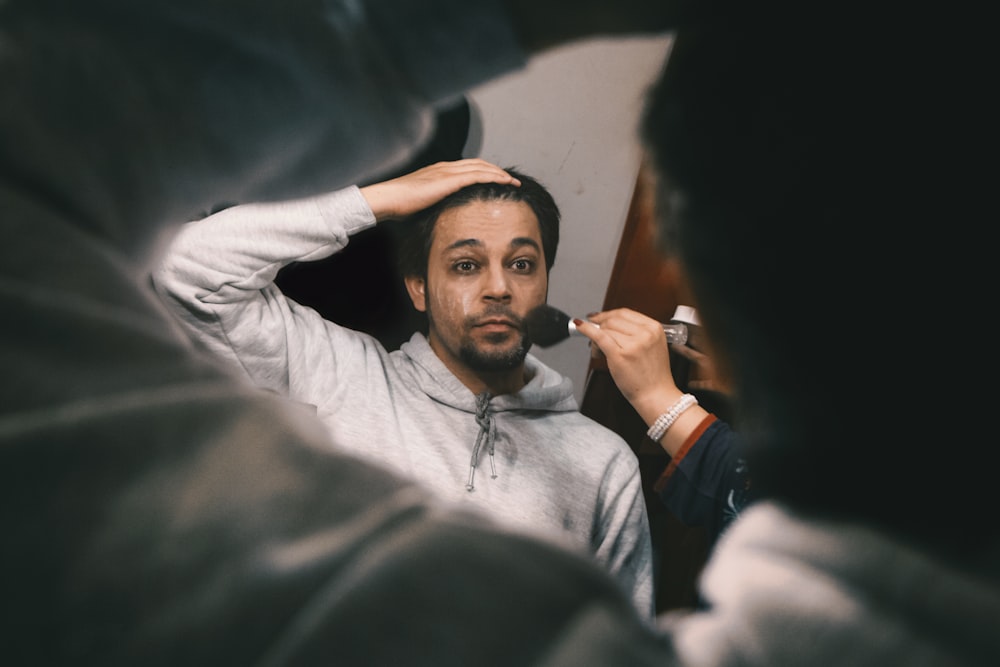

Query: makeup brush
left=524, top=304, right=688, bottom=348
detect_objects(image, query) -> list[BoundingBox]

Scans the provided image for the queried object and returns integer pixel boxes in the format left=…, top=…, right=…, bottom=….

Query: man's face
left=404, top=199, right=548, bottom=390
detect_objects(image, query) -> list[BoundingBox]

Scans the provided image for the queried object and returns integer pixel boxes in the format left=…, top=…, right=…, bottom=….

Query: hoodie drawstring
left=466, top=392, right=497, bottom=492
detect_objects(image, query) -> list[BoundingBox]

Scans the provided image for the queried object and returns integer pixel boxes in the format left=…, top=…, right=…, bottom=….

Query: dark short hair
left=396, top=167, right=560, bottom=279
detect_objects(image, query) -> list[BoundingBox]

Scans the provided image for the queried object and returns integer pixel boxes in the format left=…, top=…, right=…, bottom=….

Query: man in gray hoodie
left=153, top=159, right=655, bottom=618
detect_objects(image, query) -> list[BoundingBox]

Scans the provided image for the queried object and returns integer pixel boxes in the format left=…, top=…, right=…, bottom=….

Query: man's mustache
left=465, top=305, right=526, bottom=331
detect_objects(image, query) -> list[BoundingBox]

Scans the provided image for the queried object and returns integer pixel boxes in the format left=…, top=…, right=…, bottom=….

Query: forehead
left=431, top=200, right=541, bottom=253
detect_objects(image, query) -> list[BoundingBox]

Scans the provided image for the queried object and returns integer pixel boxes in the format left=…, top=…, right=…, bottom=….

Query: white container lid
left=671, top=305, right=701, bottom=325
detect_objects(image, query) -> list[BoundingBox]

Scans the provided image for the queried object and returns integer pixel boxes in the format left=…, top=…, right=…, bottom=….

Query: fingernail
left=572, top=318, right=584, bottom=326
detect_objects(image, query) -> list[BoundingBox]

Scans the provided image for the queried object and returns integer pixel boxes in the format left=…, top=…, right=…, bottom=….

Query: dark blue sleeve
left=656, top=419, right=752, bottom=547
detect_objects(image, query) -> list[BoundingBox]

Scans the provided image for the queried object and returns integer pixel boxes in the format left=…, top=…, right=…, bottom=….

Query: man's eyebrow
left=509, top=237, right=541, bottom=253
left=443, top=237, right=541, bottom=252
left=444, top=238, right=482, bottom=252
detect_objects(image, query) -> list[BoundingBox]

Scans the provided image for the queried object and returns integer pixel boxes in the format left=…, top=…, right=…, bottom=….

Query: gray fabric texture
left=662, top=502, right=1000, bottom=666
left=2, top=1, right=673, bottom=663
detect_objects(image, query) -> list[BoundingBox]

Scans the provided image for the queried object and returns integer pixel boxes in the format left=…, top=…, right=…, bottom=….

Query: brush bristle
left=524, top=305, right=572, bottom=348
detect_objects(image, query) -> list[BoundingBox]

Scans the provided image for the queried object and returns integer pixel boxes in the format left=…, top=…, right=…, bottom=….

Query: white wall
left=465, top=35, right=673, bottom=403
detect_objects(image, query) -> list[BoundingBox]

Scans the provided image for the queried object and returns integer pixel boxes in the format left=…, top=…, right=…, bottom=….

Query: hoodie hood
left=394, top=332, right=579, bottom=415
left=394, top=332, right=579, bottom=491
left=667, top=502, right=1000, bottom=665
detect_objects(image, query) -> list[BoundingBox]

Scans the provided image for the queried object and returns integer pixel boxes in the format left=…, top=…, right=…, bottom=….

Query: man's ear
left=404, top=275, right=427, bottom=312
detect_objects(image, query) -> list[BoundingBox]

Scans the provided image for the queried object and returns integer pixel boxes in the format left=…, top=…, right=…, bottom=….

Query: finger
left=589, top=308, right=664, bottom=339
left=584, top=310, right=638, bottom=336
left=432, top=159, right=521, bottom=186
left=573, top=318, right=624, bottom=351
left=586, top=307, right=637, bottom=327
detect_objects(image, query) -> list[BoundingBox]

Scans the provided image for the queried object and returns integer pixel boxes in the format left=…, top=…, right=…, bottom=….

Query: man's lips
left=473, top=318, right=520, bottom=332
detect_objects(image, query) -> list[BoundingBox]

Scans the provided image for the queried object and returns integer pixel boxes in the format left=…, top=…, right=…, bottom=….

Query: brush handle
left=568, top=320, right=688, bottom=345
left=661, top=322, right=689, bottom=345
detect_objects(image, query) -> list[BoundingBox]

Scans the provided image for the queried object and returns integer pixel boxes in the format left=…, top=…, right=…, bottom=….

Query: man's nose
left=482, top=265, right=511, bottom=301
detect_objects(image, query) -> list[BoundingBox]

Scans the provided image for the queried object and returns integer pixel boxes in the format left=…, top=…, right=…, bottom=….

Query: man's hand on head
left=361, top=159, right=520, bottom=222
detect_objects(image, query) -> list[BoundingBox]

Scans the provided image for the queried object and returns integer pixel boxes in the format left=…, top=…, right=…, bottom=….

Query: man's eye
left=511, top=258, right=534, bottom=272
left=454, top=261, right=477, bottom=272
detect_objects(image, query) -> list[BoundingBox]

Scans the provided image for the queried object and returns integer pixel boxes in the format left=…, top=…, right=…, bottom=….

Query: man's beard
left=426, top=300, right=532, bottom=373
left=458, top=330, right=531, bottom=372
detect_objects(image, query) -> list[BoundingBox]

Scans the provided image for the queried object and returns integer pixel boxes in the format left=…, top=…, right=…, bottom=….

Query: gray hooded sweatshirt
left=153, top=185, right=655, bottom=618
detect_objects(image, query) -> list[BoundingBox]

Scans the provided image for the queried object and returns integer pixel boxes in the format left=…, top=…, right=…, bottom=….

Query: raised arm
left=152, top=185, right=378, bottom=394
left=153, top=159, right=521, bottom=395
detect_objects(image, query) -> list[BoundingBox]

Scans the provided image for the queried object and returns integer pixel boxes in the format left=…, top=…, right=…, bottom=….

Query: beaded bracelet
left=646, top=393, right=698, bottom=442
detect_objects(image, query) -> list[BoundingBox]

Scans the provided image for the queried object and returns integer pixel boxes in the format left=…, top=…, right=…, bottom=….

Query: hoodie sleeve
left=654, top=417, right=753, bottom=549
left=152, top=187, right=378, bottom=397
left=595, top=448, right=657, bottom=620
